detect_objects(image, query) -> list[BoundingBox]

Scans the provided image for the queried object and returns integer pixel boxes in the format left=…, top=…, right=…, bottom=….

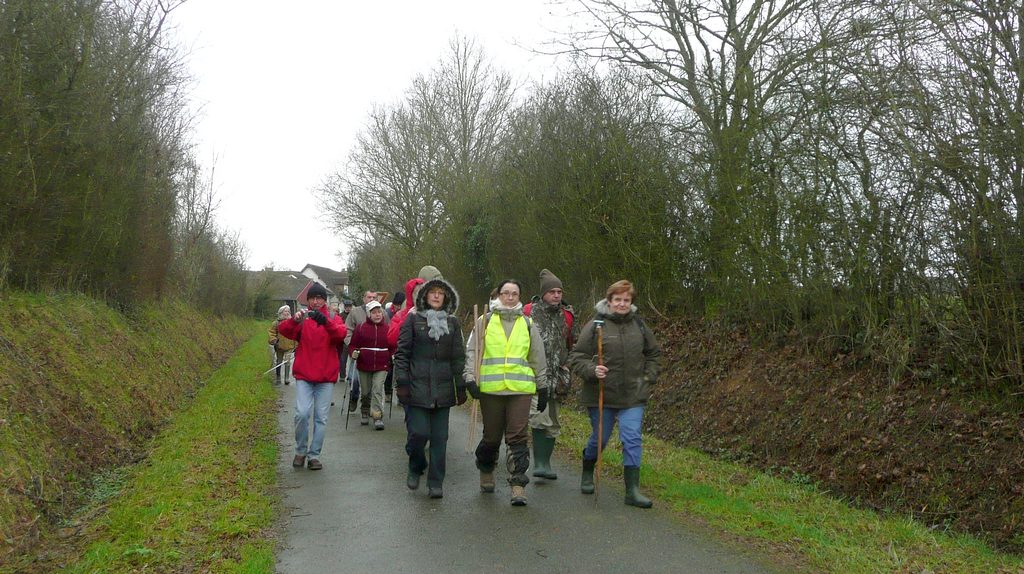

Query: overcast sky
left=170, top=1, right=567, bottom=272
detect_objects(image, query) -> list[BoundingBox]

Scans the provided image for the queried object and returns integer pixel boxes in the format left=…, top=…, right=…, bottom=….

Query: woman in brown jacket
left=569, top=280, right=661, bottom=508
left=269, top=305, right=299, bottom=385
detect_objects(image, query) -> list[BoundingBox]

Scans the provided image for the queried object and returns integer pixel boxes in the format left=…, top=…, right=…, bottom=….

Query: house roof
left=301, top=263, right=349, bottom=288
left=248, top=270, right=333, bottom=301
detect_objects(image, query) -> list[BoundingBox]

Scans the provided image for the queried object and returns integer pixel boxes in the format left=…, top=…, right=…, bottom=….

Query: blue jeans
left=583, top=406, right=644, bottom=468
left=295, top=380, right=335, bottom=459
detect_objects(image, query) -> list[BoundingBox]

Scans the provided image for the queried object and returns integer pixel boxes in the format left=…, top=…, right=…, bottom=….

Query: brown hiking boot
left=306, top=458, right=323, bottom=470
left=510, top=485, right=527, bottom=506
left=479, top=470, right=495, bottom=493
left=292, top=455, right=306, bottom=468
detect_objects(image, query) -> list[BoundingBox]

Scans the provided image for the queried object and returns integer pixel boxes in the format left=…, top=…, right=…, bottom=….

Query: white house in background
left=300, top=264, right=349, bottom=302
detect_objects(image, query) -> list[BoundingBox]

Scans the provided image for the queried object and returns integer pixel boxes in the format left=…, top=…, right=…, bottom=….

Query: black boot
left=623, top=466, right=653, bottom=508
left=531, top=429, right=558, bottom=479
left=581, top=456, right=596, bottom=495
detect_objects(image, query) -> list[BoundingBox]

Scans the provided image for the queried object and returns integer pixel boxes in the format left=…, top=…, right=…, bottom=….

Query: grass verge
left=55, top=330, right=279, bottom=573
left=555, top=407, right=1024, bottom=574
left=1, top=291, right=255, bottom=569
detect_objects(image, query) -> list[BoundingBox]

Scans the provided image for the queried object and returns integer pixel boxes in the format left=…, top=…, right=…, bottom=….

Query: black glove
left=396, top=385, right=411, bottom=405
left=536, top=387, right=549, bottom=413
left=456, top=388, right=468, bottom=406
left=465, top=380, right=481, bottom=399
left=307, top=309, right=327, bottom=326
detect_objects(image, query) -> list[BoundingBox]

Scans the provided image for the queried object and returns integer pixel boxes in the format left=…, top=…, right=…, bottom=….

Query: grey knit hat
left=417, top=265, right=443, bottom=281
left=539, top=269, right=562, bottom=295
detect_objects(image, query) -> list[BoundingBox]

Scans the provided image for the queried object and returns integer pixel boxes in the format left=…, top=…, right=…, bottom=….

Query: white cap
left=365, top=300, right=383, bottom=312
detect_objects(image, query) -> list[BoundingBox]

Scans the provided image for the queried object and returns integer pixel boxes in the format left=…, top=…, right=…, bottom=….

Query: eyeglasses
left=309, top=295, right=325, bottom=301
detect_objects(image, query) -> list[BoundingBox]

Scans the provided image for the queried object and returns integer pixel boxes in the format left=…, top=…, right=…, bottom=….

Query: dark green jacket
left=569, top=300, right=661, bottom=408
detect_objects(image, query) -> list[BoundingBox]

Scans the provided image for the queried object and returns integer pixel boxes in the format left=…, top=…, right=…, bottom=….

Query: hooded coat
left=393, top=278, right=466, bottom=408
left=568, top=299, right=661, bottom=408
left=387, top=277, right=425, bottom=348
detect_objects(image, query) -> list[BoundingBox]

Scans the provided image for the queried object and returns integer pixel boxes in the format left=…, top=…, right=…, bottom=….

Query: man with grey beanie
left=523, top=269, right=578, bottom=481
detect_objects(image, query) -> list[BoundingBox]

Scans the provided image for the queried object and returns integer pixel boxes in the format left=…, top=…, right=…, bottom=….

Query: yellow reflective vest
left=479, top=313, right=536, bottom=394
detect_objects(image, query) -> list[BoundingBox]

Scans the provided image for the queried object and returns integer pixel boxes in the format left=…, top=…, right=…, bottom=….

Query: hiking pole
left=389, top=368, right=394, bottom=420
left=261, top=356, right=292, bottom=376
left=595, top=319, right=605, bottom=500
left=467, top=304, right=481, bottom=453
left=345, top=365, right=354, bottom=429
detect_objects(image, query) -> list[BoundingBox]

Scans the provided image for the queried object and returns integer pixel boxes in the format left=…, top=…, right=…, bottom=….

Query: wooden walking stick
left=595, top=319, right=605, bottom=499
left=467, top=304, right=482, bottom=453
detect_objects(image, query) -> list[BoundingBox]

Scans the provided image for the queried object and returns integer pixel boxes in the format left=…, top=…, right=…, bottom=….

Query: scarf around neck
left=424, top=309, right=450, bottom=340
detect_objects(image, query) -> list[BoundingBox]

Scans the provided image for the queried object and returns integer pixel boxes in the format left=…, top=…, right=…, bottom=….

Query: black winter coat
left=394, top=312, right=466, bottom=408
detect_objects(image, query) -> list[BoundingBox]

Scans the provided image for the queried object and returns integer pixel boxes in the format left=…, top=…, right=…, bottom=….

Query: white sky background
left=170, top=1, right=570, bottom=272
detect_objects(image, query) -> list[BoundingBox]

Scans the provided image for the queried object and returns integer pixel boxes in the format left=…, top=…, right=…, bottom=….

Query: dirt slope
left=641, top=317, right=1024, bottom=552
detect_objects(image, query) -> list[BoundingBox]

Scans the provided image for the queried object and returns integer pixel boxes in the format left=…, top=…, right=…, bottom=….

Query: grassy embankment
left=56, top=333, right=277, bottom=573
left=554, top=408, right=1024, bottom=573
left=0, top=291, right=272, bottom=572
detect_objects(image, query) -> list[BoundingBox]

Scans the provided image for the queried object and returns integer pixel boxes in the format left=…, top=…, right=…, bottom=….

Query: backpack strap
left=634, top=315, right=648, bottom=336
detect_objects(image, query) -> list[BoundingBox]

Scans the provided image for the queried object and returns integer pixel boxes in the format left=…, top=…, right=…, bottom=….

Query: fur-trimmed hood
left=594, top=298, right=638, bottom=322
left=415, top=278, right=459, bottom=314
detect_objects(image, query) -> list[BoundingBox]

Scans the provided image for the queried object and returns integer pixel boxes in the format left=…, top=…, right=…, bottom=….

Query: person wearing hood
left=276, top=282, right=348, bottom=471
left=348, top=300, right=396, bottom=430
left=386, top=263, right=441, bottom=348
left=568, top=280, right=661, bottom=508
left=387, top=277, right=425, bottom=348
left=382, top=290, right=406, bottom=402
left=464, top=279, right=548, bottom=506
left=393, top=277, right=467, bottom=499
left=268, top=304, right=298, bottom=385
left=523, top=269, right=578, bottom=480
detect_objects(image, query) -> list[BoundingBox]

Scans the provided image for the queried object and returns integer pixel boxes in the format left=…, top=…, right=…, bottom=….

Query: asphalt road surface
left=274, top=379, right=778, bottom=574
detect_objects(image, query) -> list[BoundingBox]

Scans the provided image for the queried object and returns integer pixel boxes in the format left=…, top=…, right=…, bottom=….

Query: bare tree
left=319, top=36, right=515, bottom=265
left=563, top=0, right=848, bottom=308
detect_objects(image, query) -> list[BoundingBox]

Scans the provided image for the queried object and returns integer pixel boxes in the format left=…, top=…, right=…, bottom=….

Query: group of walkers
left=271, top=265, right=661, bottom=508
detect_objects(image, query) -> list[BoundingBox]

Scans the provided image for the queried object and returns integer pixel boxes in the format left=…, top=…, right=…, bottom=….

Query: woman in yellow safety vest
left=464, top=279, right=548, bottom=507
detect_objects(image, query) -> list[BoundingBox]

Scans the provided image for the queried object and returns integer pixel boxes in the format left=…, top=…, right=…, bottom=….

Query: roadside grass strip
left=60, top=329, right=278, bottom=574
left=555, top=408, right=1023, bottom=574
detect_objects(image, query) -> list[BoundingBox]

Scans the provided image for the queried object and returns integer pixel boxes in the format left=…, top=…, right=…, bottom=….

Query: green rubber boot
left=581, top=456, right=596, bottom=495
left=624, top=466, right=653, bottom=508
left=531, top=429, right=558, bottom=479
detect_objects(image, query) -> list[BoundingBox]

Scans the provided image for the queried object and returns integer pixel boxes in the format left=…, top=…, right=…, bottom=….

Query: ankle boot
left=581, top=457, right=596, bottom=494
left=531, top=429, right=558, bottom=479
left=623, top=466, right=653, bottom=508
left=479, top=469, right=495, bottom=493
left=510, top=485, right=527, bottom=506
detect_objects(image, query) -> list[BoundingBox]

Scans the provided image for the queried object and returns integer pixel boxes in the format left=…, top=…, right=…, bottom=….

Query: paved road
left=273, top=379, right=777, bottom=574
